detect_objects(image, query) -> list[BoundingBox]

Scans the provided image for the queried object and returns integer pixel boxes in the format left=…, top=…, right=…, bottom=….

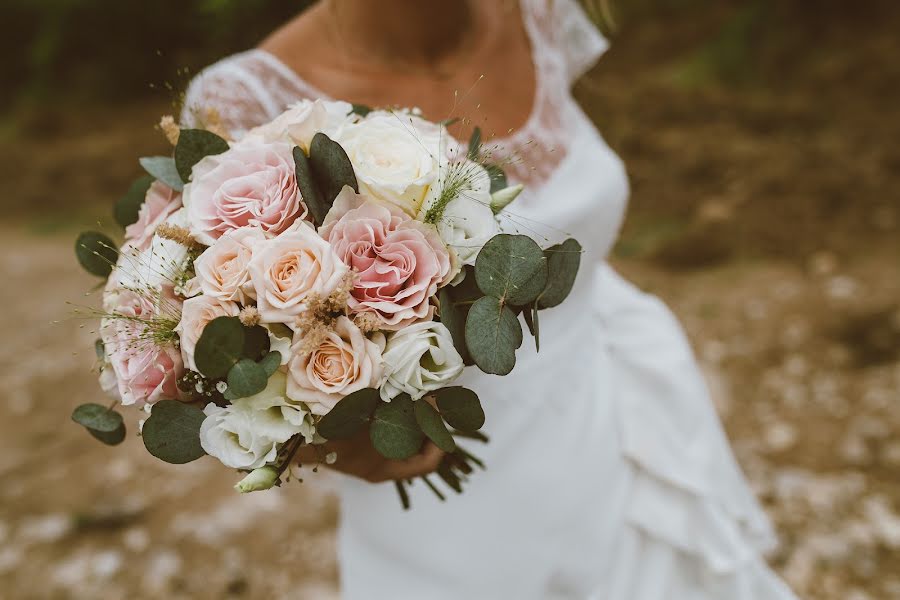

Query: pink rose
left=248, top=223, right=350, bottom=325
left=175, top=295, right=241, bottom=372
left=101, top=289, right=184, bottom=407
left=193, top=227, right=266, bottom=304
left=183, top=142, right=308, bottom=245
left=124, top=181, right=182, bottom=250
left=286, top=316, right=383, bottom=416
left=320, top=188, right=451, bottom=329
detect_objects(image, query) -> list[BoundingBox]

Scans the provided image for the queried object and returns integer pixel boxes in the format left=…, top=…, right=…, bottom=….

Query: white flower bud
left=490, top=184, right=523, bottom=214
left=235, top=466, right=280, bottom=493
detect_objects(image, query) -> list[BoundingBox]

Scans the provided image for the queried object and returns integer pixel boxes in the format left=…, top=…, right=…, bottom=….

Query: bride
left=182, top=1, right=798, bottom=598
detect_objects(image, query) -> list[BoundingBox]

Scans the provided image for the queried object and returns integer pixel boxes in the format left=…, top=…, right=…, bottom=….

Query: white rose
left=379, top=321, right=464, bottom=402
left=286, top=316, right=383, bottom=416
left=420, top=161, right=501, bottom=266
left=174, top=295, right=240, bottom=372
left=199, top=371, right=314, bottom=470
left=247, top=223, right=350, bottom=325
left=244, top=99, right=354, bottom=151
left=193, top=227, right=266, bottom=304
left=337, top=111, right=449, bottom=216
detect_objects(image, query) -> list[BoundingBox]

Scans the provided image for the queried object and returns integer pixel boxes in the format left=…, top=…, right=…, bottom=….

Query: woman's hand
left=295, top=427, right=445, bottom=483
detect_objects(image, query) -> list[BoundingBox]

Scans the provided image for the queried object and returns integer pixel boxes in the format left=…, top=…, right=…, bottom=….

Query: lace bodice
left=181, top=0, right=609, bottom=189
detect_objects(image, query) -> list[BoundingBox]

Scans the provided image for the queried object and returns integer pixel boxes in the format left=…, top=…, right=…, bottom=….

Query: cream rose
left=379, top=321, right=464, bottom=402
left=337, top=111, right=449, bottom=215
left=286, top=316, right=383, bottom=416
left=183, top=142, right=307, bottom=245
left=174, top=295, right=240, bottom=372
left=247, top=224, right=350, bottom=325
left=244, top=99, right=354, bottom=151
left=199, top=371, right=314, bottom=470
left=193, top=227, right=266, bottom=304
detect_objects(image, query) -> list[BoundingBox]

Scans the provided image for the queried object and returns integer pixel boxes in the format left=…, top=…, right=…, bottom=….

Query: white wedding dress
left=182, top=1, right=798, bottom=598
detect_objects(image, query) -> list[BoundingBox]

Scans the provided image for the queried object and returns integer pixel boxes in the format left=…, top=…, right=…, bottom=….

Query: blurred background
left=2, top=0, right=899, bottom=598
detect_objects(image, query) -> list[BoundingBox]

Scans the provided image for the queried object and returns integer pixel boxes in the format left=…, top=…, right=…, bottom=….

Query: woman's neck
left=326, top=0, right=481, bottom=68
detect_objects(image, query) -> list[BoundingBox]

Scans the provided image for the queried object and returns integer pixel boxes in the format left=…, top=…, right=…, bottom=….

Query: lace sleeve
left=550, top=0, right=610, bottom=84
left=180, top=51, right=292, bottom=138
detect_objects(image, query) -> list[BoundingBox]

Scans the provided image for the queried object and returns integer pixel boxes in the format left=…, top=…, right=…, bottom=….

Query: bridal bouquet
left=72, top=99, right=581, bottom=505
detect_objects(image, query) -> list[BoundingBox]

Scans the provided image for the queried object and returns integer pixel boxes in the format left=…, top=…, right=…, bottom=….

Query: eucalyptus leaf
left=75, top=231, right=118, bottom=278
left=94, top=339, right=105, bottom=361
left=259, top=351, right=282, bottom=377
left=293, top=146, right=326, bottom=226
left=475, top=234, right=548, bottom=306
left=438, top=287, right=474, bottom=366
left=242, top=325, right=270, bottom=360
left=316, top=388, right=379, bottom=440
left=90, top=423, right=126, bottom=446
left=465, top=296, right=522, bottom=375
left=467, top=126, right=482, bottom=160
left=114, top=175, right=153, bottom=228
left=142, top=400, right=207, bottom=464
left=226, top=359, right=268, bottom=399
left=434, top=387, right=485, bottom=433
left=194, top=316, right=245, bottom=379
left=72, top=403, right=123, bottom=433
left=370, top=395, right=424, bottom=460
left=139, top=156, right=184, bottom=191
left=174, top=129, right=229, bottom=183
left=485, top=164, right=507, bottom=194
left=309, top=132, right=359, bottom=205
left=414, top=400, right=456, bottom=452
left=350, top=103, right=372, bottom=117
left=538, top=238, right=583, bottom=309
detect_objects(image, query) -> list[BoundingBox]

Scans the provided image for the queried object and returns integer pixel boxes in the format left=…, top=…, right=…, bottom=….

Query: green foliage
left=174, top=129, right=229, bottom=182
left=259, top=351, right=281, bottom=377
left=292, top=146, right=326, bottom=226
left=414, top=400, right=456, bottom=452
left=434, top=387, right=485, bottom=433
left=241, top=325, right=270, bottom=361
left=72, top=403, right=126, bottom=446
left=475, top=234, right=548, bottom=306
left=538, top=238, right=583, bottom=308
left=467, top=126, right=482, bottom=160
left=226, top=358, right=268, bottom=399
left=139, top=157, right=184, bottom=192
left=465, top=296, right=523, bottom=375
left=308, top=132, right=359, bottom=207
left=316, top=388, right=379, bottom=440
left=370, top=395, right=424, bottom=460
left=75, top=231, right=117, bottom=278
left=114, top=175, right=153, bottom=228
left=194, top=316, right=244, bottom=379
left=350, top=103, right=372, bottom=117
left=141, top=400, right=207, bottom=464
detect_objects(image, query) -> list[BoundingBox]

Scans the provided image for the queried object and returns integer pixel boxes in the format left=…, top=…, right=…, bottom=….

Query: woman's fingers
left=378, top=442, right=445, bottom=482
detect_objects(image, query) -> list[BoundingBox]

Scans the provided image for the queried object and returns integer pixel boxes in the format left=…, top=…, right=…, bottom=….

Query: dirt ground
left=2, top=5, right=899, bottom=599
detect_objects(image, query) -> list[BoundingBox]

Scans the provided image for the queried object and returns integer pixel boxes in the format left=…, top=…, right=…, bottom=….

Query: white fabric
left=181, top=0, right=798, bottom=598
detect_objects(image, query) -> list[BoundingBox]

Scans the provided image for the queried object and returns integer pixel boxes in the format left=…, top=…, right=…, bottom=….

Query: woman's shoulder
left=180, top=49, right=301, bottom=136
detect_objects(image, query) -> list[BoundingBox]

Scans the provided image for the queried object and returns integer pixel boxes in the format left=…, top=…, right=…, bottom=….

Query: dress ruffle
left=592, top=264, right=797, bottom=599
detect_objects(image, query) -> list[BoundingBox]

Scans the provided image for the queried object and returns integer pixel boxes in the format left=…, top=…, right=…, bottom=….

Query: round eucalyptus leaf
left=414, top=400, right=457, bottom=452
left=434, top=387, right=485, bottom=433
left=538, top=238, right=583, bottom=309
left=474, top=234, right=548, bottom=306
left=114, top=175, right=154, bottom=228
left=309, top=132, right=359, bottom=204
left=465, top=296, right=522, bottom=375
left=90, top=423, right=126, bottom=446
left=139, top=156, right=184, bottom=191
left=194, top=316, right=245, bottom=379
left=259, top=351, right=282, bottom=377
left=438, top=287, right=473, bottom=365
left=72, top=403, right=123, bottom=433
left=142, top=400, right=207, bottom=464
left=75, top=231, right=118, bottom=278
left=242, top=325, right=270, bottom=361
left=174, top=129, right=230, bottom=183
left=226, top=359, right=268, bottom=399
left=317, top=388, right=379, bottom=440
left=370, top=395, right=424, bottom=460
left=293, top=146, right=326, bottom=226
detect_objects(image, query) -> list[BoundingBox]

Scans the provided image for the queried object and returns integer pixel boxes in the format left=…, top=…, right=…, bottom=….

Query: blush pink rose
left=174, top=295, right=241, bottom=372
left=183, top=142, right=308, bottom=245
left=124, top=181, right=182, bottom=250
left=193, top=227, right=266, bottom=304
left=286, top=316, right=383, bottom=416
left=319, top=188, right=451, bottom=329
left=247, top=223, right=350, bottom=325
left=101, top=289, right=184, bottom=407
